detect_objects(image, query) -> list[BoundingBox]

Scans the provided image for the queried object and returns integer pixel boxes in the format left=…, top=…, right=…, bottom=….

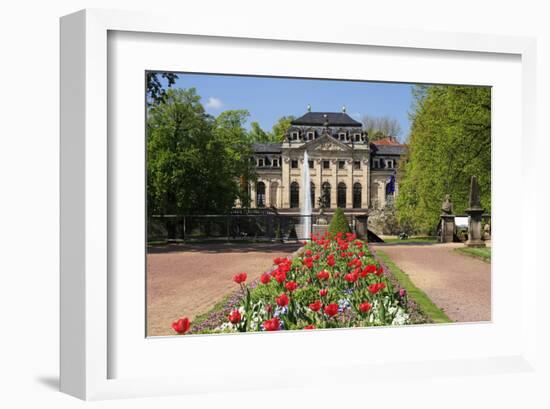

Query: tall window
left=310, top=182, right=315, bottom=208
left=256, top=182, right=266, bottom=207
left=353, top=183, right=362, bottom=208
left=291, top=160, right=298, bottom=169
left=290, top=182, right=300, bottom=208
left=337, top=182, right=347, bottom=208
left=321, top=182, right=331, bottom=208
left=322, top=160, right=330, bottom=169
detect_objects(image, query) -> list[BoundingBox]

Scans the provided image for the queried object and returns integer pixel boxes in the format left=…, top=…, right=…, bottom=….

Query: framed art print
left=60, top=9, right=539, bottom=400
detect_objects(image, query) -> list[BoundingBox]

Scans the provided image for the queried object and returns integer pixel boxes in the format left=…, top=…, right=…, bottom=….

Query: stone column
left=282, top=157, right=290, bottom=208
left=363, top=159, right=370, bottom=208
left=346, top=159, right=353, bottom=208
left=330, top=159, right=337, bottom=209
left=250, top=182, right=256, bottom=208
left=265, top=180, right=271, bottom=209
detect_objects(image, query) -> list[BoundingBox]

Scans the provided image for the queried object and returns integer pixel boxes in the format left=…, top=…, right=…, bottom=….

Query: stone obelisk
left=465, top=176, right=486, bottom=248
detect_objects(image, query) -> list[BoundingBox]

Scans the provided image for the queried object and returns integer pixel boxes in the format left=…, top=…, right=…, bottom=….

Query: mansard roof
left=370, top=137, right=407, bottom=155
left=291, top=112, right=362, bottom=127
left=252, top=142, right=282, bottom=153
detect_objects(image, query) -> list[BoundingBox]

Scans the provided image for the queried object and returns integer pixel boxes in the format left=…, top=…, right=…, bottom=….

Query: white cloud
left=205, top=97, right=223, bottom=109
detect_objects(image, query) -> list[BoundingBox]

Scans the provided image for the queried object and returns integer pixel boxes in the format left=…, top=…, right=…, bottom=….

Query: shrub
left=328, top=208, right=351, bottom=236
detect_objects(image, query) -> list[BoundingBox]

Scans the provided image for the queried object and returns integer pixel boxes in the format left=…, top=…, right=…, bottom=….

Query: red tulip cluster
left=172, top=231, right=410, bottom=335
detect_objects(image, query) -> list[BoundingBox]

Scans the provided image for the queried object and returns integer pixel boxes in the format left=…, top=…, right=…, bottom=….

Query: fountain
left=301, top=151, right=312, bottom=240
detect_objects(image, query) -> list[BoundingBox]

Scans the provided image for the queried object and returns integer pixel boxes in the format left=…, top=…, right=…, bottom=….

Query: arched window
left=353, top=182, right=362, bottom=209
left=270, top=181, right=279, bottom=207
left=290, top=182, right=299, bottom=209
left=337, top=182, right=347, bottom=208
left=321, top=182, right=331, bottom=208
left=310, top=182, right=315, bottom=208
left=256, top=182, right=266, bottom=208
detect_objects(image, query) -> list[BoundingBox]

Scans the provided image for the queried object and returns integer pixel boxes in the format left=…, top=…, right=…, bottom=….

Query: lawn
left=455, top=247, right=491, bottom=262
left=374, top=250, right=452, bottom=324
left=382, top=236, right=438, bottom=244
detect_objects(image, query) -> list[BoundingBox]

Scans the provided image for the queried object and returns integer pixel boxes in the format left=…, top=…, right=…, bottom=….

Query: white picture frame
left=60, top=8, right=539, bottom=401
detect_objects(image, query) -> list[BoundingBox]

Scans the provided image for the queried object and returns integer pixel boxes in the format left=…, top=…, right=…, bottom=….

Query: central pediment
left=296, top=133, right=353, bottom=153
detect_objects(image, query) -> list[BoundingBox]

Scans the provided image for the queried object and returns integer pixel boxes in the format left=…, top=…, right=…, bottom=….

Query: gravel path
left=371, top=242, right=491, bottom=323
left=147, top=242, right=301, bottom=336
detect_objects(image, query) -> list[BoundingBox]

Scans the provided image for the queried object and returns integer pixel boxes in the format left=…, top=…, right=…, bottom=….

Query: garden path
left=147, top=242, right=301, bottom=336
left=371, top=242, right=491, bottom=322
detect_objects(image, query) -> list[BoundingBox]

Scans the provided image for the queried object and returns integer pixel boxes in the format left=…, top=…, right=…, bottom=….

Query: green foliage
left=396, top=85, right=491, bottom=234
left=328, top=208, right=351, bottom=235
left=146, top=72, right=178, bottom=106
left=147, top=88, right=256, bottom=215
left=247, top=116, right=296, bottom=143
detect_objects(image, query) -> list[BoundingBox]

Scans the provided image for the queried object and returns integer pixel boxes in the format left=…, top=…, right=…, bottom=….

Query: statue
left=316, top=189, right=329, bottom=225
left=483, top=223, right=491, bottom=241
left=441, top=194, right=453, bottom=215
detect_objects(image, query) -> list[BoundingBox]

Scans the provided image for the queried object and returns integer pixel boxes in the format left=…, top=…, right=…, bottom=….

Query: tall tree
left=147, top=88, right=254, bottom=215
left=361, top=115, right=403, bottom=141
left=395, top=85, right=491, bottom=233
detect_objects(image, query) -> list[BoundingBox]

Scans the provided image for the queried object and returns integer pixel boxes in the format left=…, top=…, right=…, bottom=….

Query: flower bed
left=173, top=232, right=419, bottom=335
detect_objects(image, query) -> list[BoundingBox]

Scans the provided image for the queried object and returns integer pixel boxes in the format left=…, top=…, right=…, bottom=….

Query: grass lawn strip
left=454, top=247, right=491, bottom=263
left=374, top=249, right=452, bottom=324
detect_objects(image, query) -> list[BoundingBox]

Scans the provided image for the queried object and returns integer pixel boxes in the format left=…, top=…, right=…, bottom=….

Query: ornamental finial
left=342, top=105, right=346, bottom=113
left=307, top=104, right=311, bottom=112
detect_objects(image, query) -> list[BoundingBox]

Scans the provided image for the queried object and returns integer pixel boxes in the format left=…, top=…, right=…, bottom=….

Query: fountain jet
left=301, top=151, right=312, bottom=240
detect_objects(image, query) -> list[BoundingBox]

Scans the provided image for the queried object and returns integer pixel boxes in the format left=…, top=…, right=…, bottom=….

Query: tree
left=395, top=85, right=491, bottom=234
left=146, top=72, right=178, bottom=106
left=328, top=208, right=351, bottom=236
left=361, top=115, right=402, bottom=141
left=147, top=88, right=255, bottom=216
left=269, top=116, right=295, bottom=142
left=248, top=121, right=270, bottom=142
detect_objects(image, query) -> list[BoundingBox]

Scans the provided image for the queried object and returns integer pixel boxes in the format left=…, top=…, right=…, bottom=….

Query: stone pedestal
left=354, top=215, right=369, bottom=240
left=439, top=214, right=455, bottom=243
left=465, top=209, right=486, bottom=248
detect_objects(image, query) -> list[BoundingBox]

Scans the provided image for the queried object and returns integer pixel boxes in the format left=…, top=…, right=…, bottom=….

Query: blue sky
left=160, top=73, right=415, bottom=141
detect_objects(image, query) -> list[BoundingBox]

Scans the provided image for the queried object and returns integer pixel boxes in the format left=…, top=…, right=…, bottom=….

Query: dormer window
left=264, top=157, right=271, bottom=167
left=373, top=159, right=380, bottom=169
left=386, top=159, right=394, bottom=169
left=258, top=158, right=264, bottom=167
left=354, top=133, right=362, bottom=142
left=290, top=131, right=299, bottom=141
left=338, top=132, right=347, bottom=141
left=272, top=158, right=279, bottom=167
left=306, top=131, right=315, bottom=140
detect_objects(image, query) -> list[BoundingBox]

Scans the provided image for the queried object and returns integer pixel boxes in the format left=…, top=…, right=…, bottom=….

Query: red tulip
left=368, top=282, right=386, bottom=295
left=285, top=281, right=298, bottom=292
left=276, top=293, right=289, bottom=307
left=359, top=301, right=372, bottom=313
left=324, top=303, right=339, bottom=317
left=317, top=270, right=330, bottom=281
left=303, top=257, right=314, bottom=269
left=260, top=273, right=271, bottom=284
left=327, top=255, right=335, bottom=267
left=309, top=300, right=322, bottom=312
left=274, top=270, right=287, bottom=284
left=375, top=266, right=384, bottom=276
left=344, top=272, right=359, bottom=283
left=263, top=317, right=280, bottom=331
left=228, top=309, right=241, bottom=324
left=233, top=272, right=247, bottom=284
left=303, top=324, right=316, bottom=330
left=171, top=317, right=191, bottom=334
left=305, top=249, right=312, bottom=256
left=319, top=288, right=328, bottom=297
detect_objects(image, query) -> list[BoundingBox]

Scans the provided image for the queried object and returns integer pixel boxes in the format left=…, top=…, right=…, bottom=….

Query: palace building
left=249, top=108, right=407, bottom=215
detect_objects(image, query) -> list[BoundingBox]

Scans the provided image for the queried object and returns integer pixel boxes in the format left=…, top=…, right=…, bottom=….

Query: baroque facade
left=249, top=109, right=406, bottom=214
